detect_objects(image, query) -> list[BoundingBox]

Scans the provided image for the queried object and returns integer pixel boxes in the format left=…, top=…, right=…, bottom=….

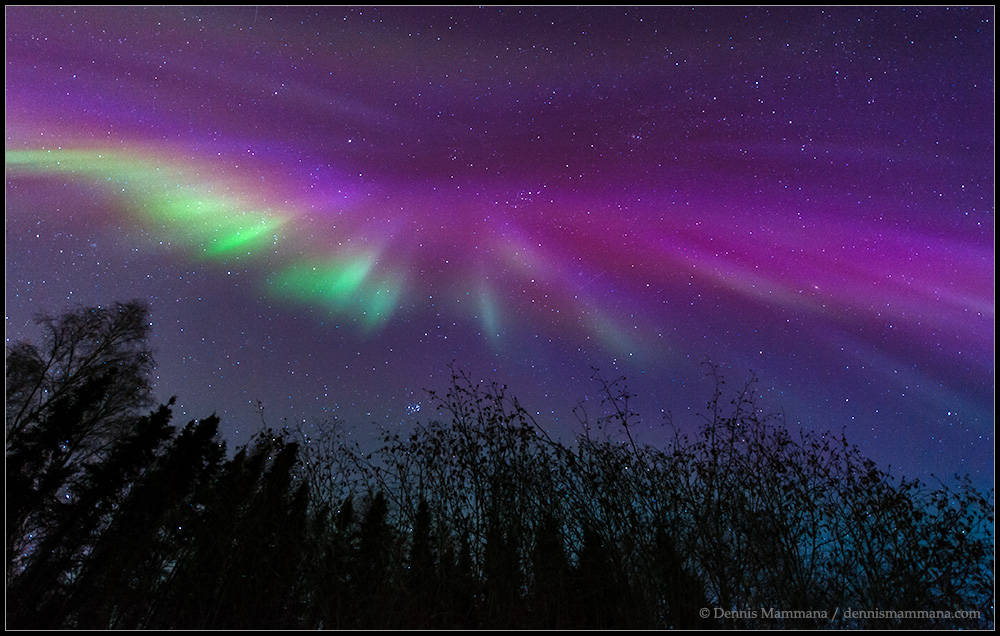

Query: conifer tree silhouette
left=5, top=302, right=994, bottom=630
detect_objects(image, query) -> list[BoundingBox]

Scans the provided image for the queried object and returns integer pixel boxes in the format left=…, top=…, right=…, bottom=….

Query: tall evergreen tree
left=210, top=438, right=306, bottom=629
left=353, top=491, right=395, bottom=627
left=5, top=305, right=994, bottom=630
left=7, top=401, right=175, bottom=628
left=149, top=445, right=257, bottom=629
left=405, top=496, right=436, bottom=626
left=61, top=415, right=223, bottom=628
left=7, top=301, right=155, bottom=568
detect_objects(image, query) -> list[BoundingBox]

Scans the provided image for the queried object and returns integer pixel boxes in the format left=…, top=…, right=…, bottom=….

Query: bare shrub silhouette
left=6, top=303, right=994, bottom=629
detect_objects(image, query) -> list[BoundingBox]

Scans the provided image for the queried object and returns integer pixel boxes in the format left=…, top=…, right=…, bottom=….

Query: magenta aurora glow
left=5, top=6, right=994, bottom=487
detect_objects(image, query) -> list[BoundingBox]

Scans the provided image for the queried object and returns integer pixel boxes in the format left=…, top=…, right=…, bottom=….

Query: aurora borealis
left=5, top=6, right=994, bottom=486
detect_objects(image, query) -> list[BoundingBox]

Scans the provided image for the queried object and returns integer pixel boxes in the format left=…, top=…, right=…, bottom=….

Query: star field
left=5, top=6, right=994, bottom=487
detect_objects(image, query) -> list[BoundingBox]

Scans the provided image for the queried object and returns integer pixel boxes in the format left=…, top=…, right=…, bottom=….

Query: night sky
left=5, top=6, right=994, bottom=488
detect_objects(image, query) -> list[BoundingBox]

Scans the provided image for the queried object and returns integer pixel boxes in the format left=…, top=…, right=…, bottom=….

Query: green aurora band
left=6, top=147, right=643, bottom=350
left=6, top=148, right=403, bottom=328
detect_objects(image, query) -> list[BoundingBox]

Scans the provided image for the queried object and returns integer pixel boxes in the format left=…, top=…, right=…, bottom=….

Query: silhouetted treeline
left=6, top=302, right=994, bottom=629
